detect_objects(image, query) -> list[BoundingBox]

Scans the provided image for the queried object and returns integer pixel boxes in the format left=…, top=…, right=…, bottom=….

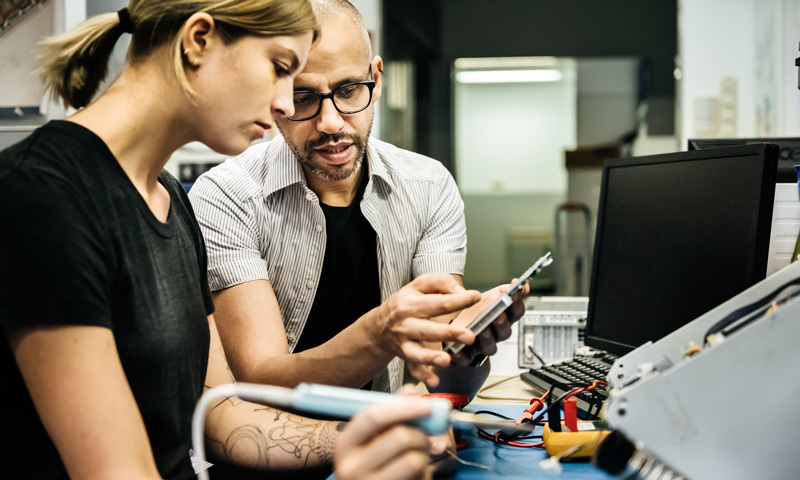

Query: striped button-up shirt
left=189, top=136, right=467, bottom=392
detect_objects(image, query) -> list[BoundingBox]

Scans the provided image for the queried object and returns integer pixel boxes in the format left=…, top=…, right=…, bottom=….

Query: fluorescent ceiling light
left=455, top=57, right=562, bottom=69
left=456, top=69, right=563, bottom=84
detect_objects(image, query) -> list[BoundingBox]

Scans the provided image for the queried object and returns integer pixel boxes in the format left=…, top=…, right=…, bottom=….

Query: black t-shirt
left=0, top=121, right=214, bottom=480
left=295, top=173, right=381, bottom=389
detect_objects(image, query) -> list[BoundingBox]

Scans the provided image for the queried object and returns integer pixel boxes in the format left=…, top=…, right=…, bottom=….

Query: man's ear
left=181, top=12, right=218, bottom=67
left=371, top=56, right=384, bottom=104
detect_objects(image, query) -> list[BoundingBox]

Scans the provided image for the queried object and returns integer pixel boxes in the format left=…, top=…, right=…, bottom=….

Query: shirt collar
left=365, top=139, right=395, bottom=194
left=263, top=137, right=310, bottom=198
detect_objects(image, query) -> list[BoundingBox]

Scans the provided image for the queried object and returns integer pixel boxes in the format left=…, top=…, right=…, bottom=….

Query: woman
left=0, top=1, right=477, bottom=478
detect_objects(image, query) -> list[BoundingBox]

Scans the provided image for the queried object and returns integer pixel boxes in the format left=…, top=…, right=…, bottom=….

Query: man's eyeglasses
left=288, top=66, right=375, bottom=121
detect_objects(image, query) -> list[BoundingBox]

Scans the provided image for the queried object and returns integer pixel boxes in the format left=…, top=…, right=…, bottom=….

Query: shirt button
left=315, top=224, right=323, bottom=232
left=287, top=333, right=295, bottom=342
left=306, top=192, right=315, bottom=201
left=306, top=280, right=314, bottom=289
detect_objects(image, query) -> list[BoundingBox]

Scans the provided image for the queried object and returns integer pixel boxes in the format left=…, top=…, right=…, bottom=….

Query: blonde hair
left=37, top=0, right=320, bottom=109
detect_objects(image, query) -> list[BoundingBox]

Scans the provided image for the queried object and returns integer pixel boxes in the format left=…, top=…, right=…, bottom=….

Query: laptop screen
left=584, top=144, right=778, bottom=356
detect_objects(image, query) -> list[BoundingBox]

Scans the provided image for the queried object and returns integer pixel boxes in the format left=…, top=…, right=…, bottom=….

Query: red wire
left=479, top=380, right=609, bottom=449
left=561, top=379, right=608, bottom=402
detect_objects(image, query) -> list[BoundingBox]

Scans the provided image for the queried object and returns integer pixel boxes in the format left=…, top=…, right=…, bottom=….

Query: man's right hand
left=370, top=274, right=481, bottom=387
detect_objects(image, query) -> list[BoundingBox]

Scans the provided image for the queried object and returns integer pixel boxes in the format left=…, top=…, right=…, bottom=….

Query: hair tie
left=117, top=7, right=134, bottom=34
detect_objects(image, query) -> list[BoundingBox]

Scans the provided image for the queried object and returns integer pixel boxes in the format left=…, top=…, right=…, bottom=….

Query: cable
left=475, top=374, right=531, bottom=402
left=471, top=409, right=545, bottom=448
left=472, top=381, right=607, bottom=449
left=477, top=428, right=544, bottom=448
left=532, top=380, right=608, bottom=425
left=528, top=344, right=547, bottom=366
left=704, top=278, right=800, bottom=343
left=446, top=449, right=493, bottom=471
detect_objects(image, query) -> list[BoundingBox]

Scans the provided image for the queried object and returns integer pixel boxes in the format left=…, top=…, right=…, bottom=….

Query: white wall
left=576, top=57, right=638, bottom=147
left=0, top=0, right=88, bottom=109
left=678, top=0, right=800, bottom=143
left=454, top=66, right=576, bottom=195
left=0, top=2, right=54, bottom=107
left=779, top=0, right=800, bottom=135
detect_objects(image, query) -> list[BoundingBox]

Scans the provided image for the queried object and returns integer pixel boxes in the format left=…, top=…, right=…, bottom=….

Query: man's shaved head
left=311, top=0, right=373, bottom=60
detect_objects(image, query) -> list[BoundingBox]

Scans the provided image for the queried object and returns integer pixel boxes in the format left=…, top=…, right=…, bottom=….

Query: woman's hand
left=335, top=385, right=444, bottom=480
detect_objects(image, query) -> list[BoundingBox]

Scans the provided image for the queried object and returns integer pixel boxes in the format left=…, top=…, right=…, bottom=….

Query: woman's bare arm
left=5, top=324, right=162, bottom=480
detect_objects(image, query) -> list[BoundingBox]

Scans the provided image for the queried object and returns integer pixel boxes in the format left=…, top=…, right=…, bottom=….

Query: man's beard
left=284, top=131, right=368, bottom=182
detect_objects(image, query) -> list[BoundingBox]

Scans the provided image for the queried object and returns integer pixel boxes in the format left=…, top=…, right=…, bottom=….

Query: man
left=189, top=0, right=525, bottom=397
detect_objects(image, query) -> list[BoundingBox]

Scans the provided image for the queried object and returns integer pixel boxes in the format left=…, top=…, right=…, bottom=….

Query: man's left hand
left=447, top=280, right=529, bottom=366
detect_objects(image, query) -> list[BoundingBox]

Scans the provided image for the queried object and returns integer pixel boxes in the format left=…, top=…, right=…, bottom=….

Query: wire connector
left=539, top=455, right=564, bottom=474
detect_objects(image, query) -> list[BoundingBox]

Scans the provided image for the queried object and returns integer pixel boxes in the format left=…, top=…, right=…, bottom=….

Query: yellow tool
left=542, top=420, right=610, bottom=459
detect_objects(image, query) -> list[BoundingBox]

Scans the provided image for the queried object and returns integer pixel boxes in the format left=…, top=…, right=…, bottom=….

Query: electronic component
left=518, top=296, right=587, bottom=369
left=543, top=421, right=610, bottom=458
left=444, top=252, right=553, bottom=356
left=598, top=260, right=800, bottom=479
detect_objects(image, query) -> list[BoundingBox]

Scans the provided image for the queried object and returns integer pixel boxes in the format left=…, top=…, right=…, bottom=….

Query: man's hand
left=370, top=274, right=481, bottom=387
left=448, top=279, right=530, bottom=367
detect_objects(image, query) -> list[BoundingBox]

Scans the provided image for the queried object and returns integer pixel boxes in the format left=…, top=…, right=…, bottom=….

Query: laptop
left=521, top=144, right=779, bottom=415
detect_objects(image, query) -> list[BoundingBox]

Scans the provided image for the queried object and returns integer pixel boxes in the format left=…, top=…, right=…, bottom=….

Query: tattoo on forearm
left=264, top=408, right=336, bottom=466
left=315, top=422, right=338, bottom=464
left=224, top=424, right=271, bottom=468
left=207, top=406, right=340, bottom=470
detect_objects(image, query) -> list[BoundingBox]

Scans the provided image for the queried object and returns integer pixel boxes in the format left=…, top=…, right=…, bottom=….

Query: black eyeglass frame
left=288, top=66, right=376, bottom=122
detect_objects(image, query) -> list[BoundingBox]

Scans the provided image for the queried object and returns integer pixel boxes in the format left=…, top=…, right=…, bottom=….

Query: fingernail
left=458, top=332, right=475, bottom=343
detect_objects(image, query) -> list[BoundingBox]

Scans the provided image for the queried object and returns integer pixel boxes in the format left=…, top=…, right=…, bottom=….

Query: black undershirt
left=295, top=173, right=381, bottom=390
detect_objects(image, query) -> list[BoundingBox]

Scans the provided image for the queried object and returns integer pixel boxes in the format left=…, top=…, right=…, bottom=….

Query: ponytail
left=37, top=10, right=132, bottom=109
left=36, top=1, right=318, bottom=109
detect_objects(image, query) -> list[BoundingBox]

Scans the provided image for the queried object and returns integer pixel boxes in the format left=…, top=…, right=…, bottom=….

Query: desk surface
left=326, top=401, right=613, bottom=480
left=405, top=376, right=614, bottom=479
left=451, top=402, right=612, bottom=479
left=473, top=374, right=540, bottom=404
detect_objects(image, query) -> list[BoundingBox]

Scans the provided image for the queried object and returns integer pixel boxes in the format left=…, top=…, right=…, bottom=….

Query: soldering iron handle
left=292, top=383, right=452, bottom=436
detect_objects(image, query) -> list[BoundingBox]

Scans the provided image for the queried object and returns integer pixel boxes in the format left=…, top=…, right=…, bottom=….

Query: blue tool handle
left=292, top=383, right=452, bottom=435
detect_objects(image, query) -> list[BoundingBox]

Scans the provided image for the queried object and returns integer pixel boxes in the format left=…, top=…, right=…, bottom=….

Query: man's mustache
left=307, top=133, right=361, bottom=149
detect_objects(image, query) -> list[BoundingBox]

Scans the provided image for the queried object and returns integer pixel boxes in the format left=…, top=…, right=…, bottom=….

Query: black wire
left=470, top=383, right=604, bottom=446
left=704, top=278, right=800, bottom=342
left=469, top=409, right=542, bottom=441
left=527, top=344, right=547, bottom=366
left=534, top=381, right=604, bottom=424
left=471, top=410, right=513, bottom=420
left=476, top=425, right=543, bottom=444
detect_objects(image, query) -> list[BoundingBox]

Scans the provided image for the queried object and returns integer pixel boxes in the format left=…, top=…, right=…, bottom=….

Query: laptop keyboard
left=519, top=354, right=615, bottom=417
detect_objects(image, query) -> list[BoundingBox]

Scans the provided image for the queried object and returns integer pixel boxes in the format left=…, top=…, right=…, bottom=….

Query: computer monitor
left=689, top=138, right=800, bottom=275
left=584, top=144, right=779, bottom=356
left=688, top=138, right=800, bottom=183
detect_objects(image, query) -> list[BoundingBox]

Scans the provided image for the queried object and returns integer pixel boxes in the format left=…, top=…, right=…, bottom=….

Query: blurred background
left=3, top=0, right=799, bottom=293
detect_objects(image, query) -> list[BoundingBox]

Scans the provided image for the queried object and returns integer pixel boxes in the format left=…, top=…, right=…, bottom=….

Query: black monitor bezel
left=688, top=138, right=799, bottom=183
left=583, top=144, right=779, bottom=356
